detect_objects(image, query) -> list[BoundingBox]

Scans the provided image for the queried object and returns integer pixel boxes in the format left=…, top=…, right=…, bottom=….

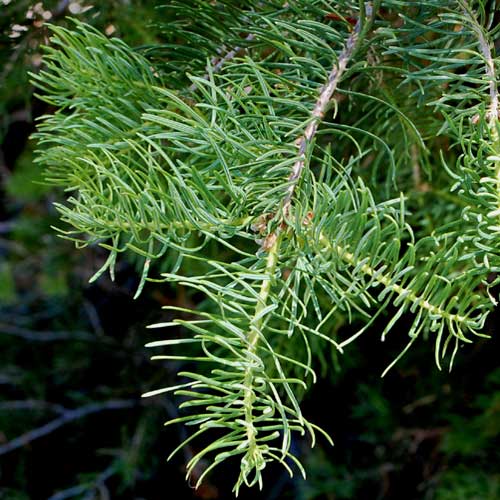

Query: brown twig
left=392, top=426, right=449, bottom=454
left=188, top=33, right=255, bottom=93
left=281, top=3, right=373, bottom=218
left=402, top=394, right=437, bottom=414
left=478, top=28, right=499, bottom=126
left=460, top=1, right=499, bottom=126
left=411, top=144, right=430, bottom=192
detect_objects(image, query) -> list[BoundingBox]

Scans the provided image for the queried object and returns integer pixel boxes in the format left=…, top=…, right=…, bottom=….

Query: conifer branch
left=457, top=0, right=500, bottom=282
left=464, top=0, right=500, bottom=251
left=317, top=234, right=469, bottom=348
left=241, top=232, right=281, bottom=487
left=31, top=1, right=500, bottom=492
left=459, top=0, right=499, bottom=127
left=282, top=3, right=373, bottom=218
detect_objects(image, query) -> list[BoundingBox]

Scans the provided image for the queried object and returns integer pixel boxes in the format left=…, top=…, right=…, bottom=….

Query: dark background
left=1, top=2, right=499, bottom=499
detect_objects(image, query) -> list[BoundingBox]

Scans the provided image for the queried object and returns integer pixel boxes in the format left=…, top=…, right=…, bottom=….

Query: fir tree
left=32, top=0, right=499, bottom=494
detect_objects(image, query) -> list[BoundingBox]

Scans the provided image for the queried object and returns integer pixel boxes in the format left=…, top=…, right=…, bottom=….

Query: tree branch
left=460, top=0, right=499, bottom=127
left=282, top=3, right=373, bottom=217
left=0, top=400, right=138, bottom=456
left=188, top=33, right=255, bottom=93
left=0, top=323, right=94, bottom=342
left=47, top=462, right=116, bottom=500
left=477, top=24, right=499, bottom=127
left=241, top=231, right=281, bottom=480
left=0, top=400, right=67, bottom=414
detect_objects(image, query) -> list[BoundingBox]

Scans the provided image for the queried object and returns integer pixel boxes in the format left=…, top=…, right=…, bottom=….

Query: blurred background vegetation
left=1, top=1, right=499, bottom=499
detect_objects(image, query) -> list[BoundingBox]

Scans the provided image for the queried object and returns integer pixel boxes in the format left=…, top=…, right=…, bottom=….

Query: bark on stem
left=282, top=4, right=372, bottom=217
left=477, top=28, right=499, bottom=128
left=461, top=0, right=499, bottom=128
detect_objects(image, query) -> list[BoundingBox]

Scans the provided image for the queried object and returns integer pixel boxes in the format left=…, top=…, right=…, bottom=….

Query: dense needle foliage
left=30, top=0, right=500, bottom=494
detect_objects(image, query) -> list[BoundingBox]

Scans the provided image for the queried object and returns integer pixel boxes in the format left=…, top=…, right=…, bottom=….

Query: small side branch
left=47, top=462, right=116, bottom=500
left=460, top=1, right=500, bottom=233
left=477, top=25, right=499, bottom=127
left=211, top=34, right=256, bottom=75
left=460, top=0, right=499, bottom=127
left=0, top=400, right=137, bottom=456
left=317, top=233, right=468, bottom=348
left=0, top=323, right=94, bottom=342
left=189, top=34, right=255, bottom=93
left=282, top=3, right=373, bottom=217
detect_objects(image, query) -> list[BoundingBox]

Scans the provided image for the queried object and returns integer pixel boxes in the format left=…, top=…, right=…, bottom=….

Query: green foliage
left=31, top=0, right=500, bottom=494
left=5, top=147, right=50, bottom=201
left=298, top=452, right=356, bottom=500
left=435, top=467, right=500, bottom=500
left=0, top=1, right=165, bottom=140
left=442, top=367, right=500, bottom=456
left=0, top=262, right=16, bottom=304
